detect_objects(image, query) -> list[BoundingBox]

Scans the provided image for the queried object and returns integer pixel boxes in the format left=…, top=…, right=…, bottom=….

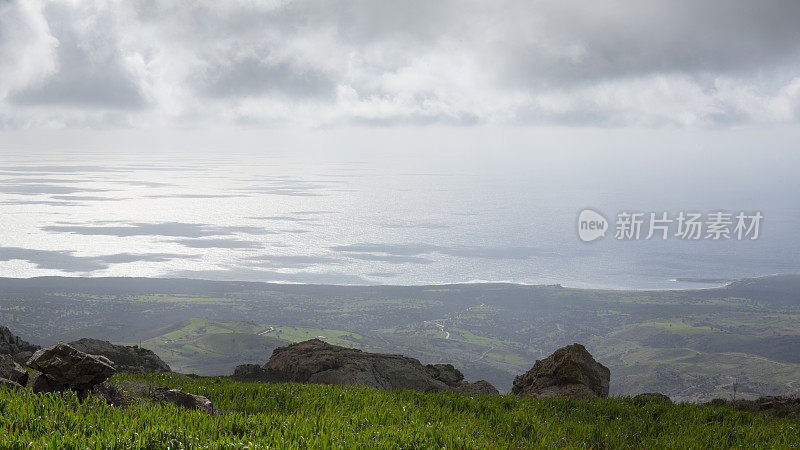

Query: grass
left=271, top=326, right=362, bottom=348
left=2, top=373, right=800, bottom=448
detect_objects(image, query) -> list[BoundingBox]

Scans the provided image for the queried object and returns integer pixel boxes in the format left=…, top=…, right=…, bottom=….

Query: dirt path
left=472, top=346, right=496, bottom=362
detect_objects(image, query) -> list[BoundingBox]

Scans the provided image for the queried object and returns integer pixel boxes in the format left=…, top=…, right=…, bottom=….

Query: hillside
left=134, top=318, right=290, bottom=374
left=2, top=372, right=799, bottom=448
left=2, top=275, right=800, bottom=400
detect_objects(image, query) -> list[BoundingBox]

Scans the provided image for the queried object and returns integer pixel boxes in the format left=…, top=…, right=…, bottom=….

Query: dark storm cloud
left=202, top=58, right=335, bottom=99
left=0, top=247, right=196, bottom=272
left=8, top=1, right=144, bottom=109
left=3, top=0, right=800, bottom=126
left=42, top=222, right=275, bottom=238
left=517, top=0, right=800, bottom=83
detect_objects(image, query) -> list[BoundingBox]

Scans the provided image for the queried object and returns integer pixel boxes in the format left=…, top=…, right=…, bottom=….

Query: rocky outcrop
left=425, top=363, right=500, bottom=395
left=27, top=343, right=116, bottom=392
left=28, top=371, right=66, bottom=394
left=512, top=343, right=610, bottom=399
left=159, top=388, right=213, bottom=413
left=633, top=392, right=672, bottom=403
left=0, top=377, right=23, bottom=390
left=68, top=338, right=171, bottom=374
left=232, top=363, right=267, bottom=379
left=258, top=339, right=497, bottom=394
left=0, top=354, right=29, bottom=386
left=708, top=395, right=800, bottom=420
left=461, top=380, right=500, bottom=395
left=0, top=326, right=40, bottom=364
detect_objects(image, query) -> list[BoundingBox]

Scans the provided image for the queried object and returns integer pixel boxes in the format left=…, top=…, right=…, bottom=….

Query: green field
left=137, top=318, right=289, bottom=375
left=2, top=373, right=799, bottom=448
left=3, top=275, right=800, bottom=400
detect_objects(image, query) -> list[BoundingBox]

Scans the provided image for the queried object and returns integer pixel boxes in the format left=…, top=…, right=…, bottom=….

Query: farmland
left=1, top=275, right=800, bottom=401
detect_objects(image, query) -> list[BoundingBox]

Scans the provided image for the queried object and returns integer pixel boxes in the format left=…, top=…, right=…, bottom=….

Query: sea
left=1, top=140, right=798, bottom=290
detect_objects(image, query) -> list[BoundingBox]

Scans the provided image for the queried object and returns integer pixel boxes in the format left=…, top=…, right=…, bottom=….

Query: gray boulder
left=0, top=326, right=40, bottom=363
left=512, top=343, right=610, bottom=398
left=232, top=363, right=267, bottom=379
left=0, top=377, right=23, bottom=390
left=261, top=339, right=498, bottom=394
left=27, top=343, right=116, bottom=391
left=425, top=363, right=500, bottom=395
left=0, top=354, right=29, bottom=386
left=28, top=372, right=67, bottom=394
left=634, top=392, right=672, bottom=403
left=68, top=338, right=171, bottom=374
left=160, top=388, right=213, bottom=413
left=458, top=379, right=500, bottom=395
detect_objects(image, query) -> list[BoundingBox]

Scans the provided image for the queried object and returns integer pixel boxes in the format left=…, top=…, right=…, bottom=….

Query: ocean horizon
left=2, top=143, right=798, bottom=290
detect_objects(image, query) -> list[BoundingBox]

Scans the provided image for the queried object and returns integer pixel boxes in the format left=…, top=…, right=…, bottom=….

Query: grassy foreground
left=1, top=374, right=799, bottom=449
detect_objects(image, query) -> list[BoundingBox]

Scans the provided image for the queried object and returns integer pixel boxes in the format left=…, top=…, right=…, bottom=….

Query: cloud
left=1, top=0, right=800, bottom=128
left=8, top=0, right=145, bottom=109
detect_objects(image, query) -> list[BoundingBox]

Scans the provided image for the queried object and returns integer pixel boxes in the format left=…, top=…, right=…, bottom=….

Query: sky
left=1, top=1, right=800, bottom=286
left=1, top=0, right=800, bottom=139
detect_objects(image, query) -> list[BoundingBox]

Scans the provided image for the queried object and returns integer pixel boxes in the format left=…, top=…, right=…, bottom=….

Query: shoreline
left=0, top=273, right=792, bottom=292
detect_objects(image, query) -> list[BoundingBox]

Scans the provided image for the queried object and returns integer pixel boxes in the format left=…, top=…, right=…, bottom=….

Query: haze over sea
left=2, top=133, right=799, bottom=290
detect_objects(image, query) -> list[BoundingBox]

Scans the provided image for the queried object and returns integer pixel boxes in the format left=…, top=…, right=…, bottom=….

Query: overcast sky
left=2, top=0, right=800, bottom=133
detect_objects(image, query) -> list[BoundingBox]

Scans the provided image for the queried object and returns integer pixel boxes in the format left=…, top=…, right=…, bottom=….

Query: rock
left=232, top=364, right=267, bottom=379
left=634, top=392, right=672, bottom=403
left=260, top=339, right=497, bottom=394
left=705, top=396, right=800, bottom=420
left=426, top=363, right=464, bottom=385
left=14, top=351, right=35, bottom=365
left=161, top=388, right=213, bottom=413
left=0, top=354, right=29, bottom=386
left=29, top=372, right=67, bottom=394
left=0, top=377, right=23, bottom=390
left=512, top=343, right=610, bottom=399
left=456, top=380, right=500, bottom=395
left=756, top=396, right=800, bottom=419
left=0, top=326, right=40, bottom=363
left=68, top=338, right=171, bottom=374
left=27, top=343, right=116, bottom=391
left=425, top=363, right=499, bottom=394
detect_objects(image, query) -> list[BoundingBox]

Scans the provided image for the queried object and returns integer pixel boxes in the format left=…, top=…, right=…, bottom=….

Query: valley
left=1, top=275, right=799, bottom=401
